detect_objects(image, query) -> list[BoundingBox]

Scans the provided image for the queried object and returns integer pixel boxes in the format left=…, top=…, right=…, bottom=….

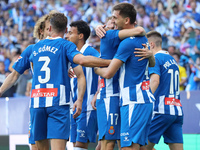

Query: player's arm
left=0, top=70, right=20, bottom=97
left=95, top=25, right=145, bottom=39
left=72, top=65, right=86, bottom=118
left=150, top=73, right=160, bottom=94
left=94, top=59, right=123, bottom=79
left=118, top=26, right=145, bottom=40
left=134, top=44, right=155, bottom=67
left=73, top=54, right=111, bottom=67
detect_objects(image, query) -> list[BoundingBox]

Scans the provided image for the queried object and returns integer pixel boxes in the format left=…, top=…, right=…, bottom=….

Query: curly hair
left=33, top=10, right=58, bottom=40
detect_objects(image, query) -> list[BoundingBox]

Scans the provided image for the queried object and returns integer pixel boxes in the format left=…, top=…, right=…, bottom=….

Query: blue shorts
left=30, top=105, right=70, bottom=141
left=96, top=96, right=120, bottom=141
left=120, top=103, right=153, bottom=147
left=70, top=110, right=98, bottom=143
left=28, top=121, right=35, bottom=144
left=148, top=114, right=183, bottom=144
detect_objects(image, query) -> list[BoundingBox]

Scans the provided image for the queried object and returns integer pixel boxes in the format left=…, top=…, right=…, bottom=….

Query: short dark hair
left=70, top=20, right=91, bottom=41
left=49, top=13, right=68, bottom=33
left=146, top=31, right=162, bottom=47
left=112, top=3, right=136, bottom=24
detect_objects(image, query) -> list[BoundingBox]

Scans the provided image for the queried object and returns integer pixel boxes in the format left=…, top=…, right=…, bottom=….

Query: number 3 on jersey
left=38, top=56, right=50, bottom=83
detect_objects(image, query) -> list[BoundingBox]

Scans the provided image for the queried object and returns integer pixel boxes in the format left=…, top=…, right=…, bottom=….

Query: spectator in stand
left=172, top=53, right=188, bottom=91
left=137, top=5, right=150, bottom=29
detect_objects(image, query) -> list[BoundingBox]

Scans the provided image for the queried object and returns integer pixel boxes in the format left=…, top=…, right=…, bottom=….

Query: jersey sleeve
left=113, top=38, right=134, bottom=62
left=149, top=56, right=161, bottom=76
left=91, top=49, right=100, bottom=57
left=65, top=41, right=81, bottom=68
left=12, top=45, right=33, bottom=74
left=105, top=30, right=121, bottom=48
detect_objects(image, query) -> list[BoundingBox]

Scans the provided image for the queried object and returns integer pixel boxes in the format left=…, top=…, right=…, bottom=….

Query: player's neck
left=50, top=31, right=64, bottom=39
left=76, top=41, right=85, bottom=51
left=153, top=47, right=162, bottom=55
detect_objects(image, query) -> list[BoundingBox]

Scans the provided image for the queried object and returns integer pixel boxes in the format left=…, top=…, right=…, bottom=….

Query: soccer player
left=66, top=20, right=99, bottom=150
left=138, top=31, right=183, bottom=150
left=0, top=12, right=111, bottom=150
left=94, top=3, right=155, bottom=150
left=94, top=17, right=148, bottom=150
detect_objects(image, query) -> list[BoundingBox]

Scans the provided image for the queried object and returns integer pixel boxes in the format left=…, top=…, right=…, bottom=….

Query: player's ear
left=65, top=27, right=68, bottom=34
left=79, top=33, right=84, bottom=40
left=49, top=26, right=52, bottom=32
left=125, top=17, right=130, bottom=25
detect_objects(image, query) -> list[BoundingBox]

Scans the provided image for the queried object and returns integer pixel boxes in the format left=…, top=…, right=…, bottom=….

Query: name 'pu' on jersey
left=149, top=50, right=183, bottom=116
left=30, top=37, right=81, bottom=108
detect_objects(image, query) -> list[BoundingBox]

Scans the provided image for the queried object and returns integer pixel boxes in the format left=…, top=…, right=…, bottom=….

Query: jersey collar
left=46, top=36, right=62, bottom=40
left=156, top=50, right=169, bottom=54
left=80, top=43, right=90, bottom=54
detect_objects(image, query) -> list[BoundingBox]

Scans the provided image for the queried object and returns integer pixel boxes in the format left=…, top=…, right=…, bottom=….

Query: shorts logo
left=124, top=136, right=129, bottom=141
left=77, top=129, right=85, bottom=138
left=108, top=126, right=115, bottom=135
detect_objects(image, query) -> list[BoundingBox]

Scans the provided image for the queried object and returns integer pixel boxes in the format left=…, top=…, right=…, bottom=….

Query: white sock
left=73, top=147, right=87, bottom=150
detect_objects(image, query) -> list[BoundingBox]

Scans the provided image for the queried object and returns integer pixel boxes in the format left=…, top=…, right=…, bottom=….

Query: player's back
left=99, top=30, right=121, bottom=98
left=114, top=36, right=154, bottom=106
left=150, top=50, right=183, bottom=116
left=30, top=37, right=79, bottom=108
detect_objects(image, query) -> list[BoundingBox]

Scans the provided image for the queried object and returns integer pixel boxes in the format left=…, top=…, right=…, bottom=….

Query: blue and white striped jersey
left=13, top=44, right=34, bottom=74
left=29, top=37, right=80, bottom=108
left=114, top=36, right=155, bottom=106
left=70, top=44, right=100, bottom=112
left=98, top=30, right=121, bottom=99
left=149, top=50, right=183, bottom=116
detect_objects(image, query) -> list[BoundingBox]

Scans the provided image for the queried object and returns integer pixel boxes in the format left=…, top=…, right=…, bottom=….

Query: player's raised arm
left=118, top=26, right=146, bottom=40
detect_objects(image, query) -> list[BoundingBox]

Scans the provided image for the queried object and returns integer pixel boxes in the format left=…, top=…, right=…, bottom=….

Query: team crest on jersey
left=108, top=126, right=115, bottom=135
left=15, top=56, right=22, bottom=62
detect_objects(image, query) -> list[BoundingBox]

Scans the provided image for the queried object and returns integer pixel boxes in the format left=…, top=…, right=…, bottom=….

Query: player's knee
left=75, top=141, right=88, bottom=149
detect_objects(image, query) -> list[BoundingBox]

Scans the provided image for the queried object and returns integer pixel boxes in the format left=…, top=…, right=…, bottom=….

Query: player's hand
left=134, top=44, right=153, bottom=61
left=73, top=99, right=82, bottom=118
left=91, top=95, right=97, bottom=110
left=95, top=25, right=106, bottom=38
left=68, top=67, right=75, bottom=78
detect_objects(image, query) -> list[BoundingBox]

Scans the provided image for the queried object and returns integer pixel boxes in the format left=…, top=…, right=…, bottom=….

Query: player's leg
left=120, top=103, right=153, bottom=150
left=145, top=141, right=155, bottom=150
left=95, top=141, right=101, bottom=150
left=35, top=139, right=49, bottom=150
left=75, top=110, right=98, bottom=149
left=47, top=105, right=70, bottom=150
left=163, top=116, right=183, bottom=150
left=168, top=143, right=183, bottom=150
left=30, top=107, right=49, bottom=150
left=96, top=96, right=121, bottom=150
left=50, top=139, right=67, bottom=150
left=121, top=143, right=140, bottom=150
left=31, top=144, right=38, bottom=150
left=100, top=139, right=115, bottom=150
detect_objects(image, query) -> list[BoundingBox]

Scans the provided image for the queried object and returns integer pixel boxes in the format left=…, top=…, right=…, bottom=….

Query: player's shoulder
left=85, top=45, right=100, bottom=56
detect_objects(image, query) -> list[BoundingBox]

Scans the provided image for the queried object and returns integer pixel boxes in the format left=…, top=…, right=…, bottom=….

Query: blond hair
left=33, top=10, right=59, bottom=40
